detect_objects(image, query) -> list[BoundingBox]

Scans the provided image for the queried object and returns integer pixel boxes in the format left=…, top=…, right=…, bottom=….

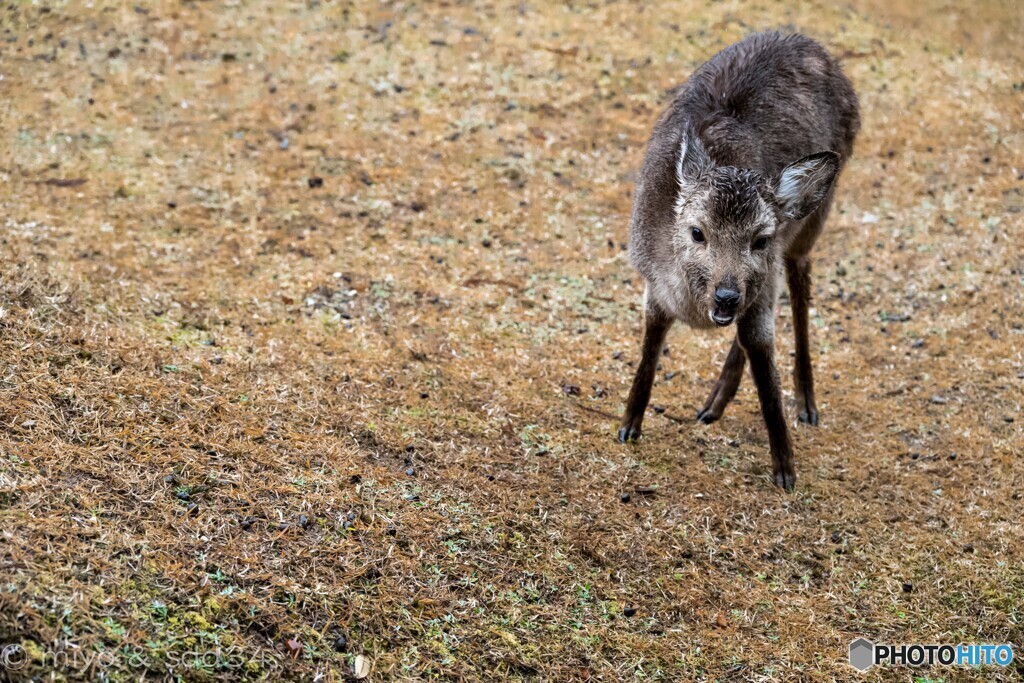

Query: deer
left=618, top=31, right=860, bottom=490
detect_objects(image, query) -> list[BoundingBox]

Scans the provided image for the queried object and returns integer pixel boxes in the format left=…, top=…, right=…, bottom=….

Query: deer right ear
left=774, top=151, right=840, bottom=221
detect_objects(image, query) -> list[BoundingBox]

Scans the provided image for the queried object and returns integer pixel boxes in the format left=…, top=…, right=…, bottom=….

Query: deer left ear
left=774, top=151, right=840, bottom=221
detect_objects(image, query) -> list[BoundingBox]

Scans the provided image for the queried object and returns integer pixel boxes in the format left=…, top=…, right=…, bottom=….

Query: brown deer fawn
left=618, top=32, right=859, bottom=490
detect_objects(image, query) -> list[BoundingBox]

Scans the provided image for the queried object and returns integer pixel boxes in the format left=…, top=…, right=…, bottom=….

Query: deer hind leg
left=696, top=336, right=746, bottom=424
left=784, top=202, right=830, bottom=426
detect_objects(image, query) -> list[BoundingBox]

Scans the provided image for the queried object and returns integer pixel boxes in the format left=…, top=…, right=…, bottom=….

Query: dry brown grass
left=1, top=1, right=1022, bottom=681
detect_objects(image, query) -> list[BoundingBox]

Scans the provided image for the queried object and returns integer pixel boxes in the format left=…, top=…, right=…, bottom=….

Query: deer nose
left=713, top=288, right=741, bottom=311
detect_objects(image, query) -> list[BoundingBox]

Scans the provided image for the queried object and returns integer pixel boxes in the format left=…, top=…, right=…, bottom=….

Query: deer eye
left=691, top=227, right=705, bottom=243
left=752, top=235, right=770, bottom=251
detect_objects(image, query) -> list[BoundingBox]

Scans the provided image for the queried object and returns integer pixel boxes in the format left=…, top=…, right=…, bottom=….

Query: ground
left=0, top=1, right=1022, bottom=681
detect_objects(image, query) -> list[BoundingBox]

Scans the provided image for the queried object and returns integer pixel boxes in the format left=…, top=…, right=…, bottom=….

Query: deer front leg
left=738, top=311, right=796, bottom=490
left=618, top=301, right=672, bottom=443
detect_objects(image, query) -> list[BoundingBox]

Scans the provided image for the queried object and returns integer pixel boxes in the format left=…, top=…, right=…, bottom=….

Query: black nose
left=714, top=288, right=741, bottom=311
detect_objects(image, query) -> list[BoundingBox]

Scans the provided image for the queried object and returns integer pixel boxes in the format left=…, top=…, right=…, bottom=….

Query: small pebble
left=386, top=525, right=397, bottom=536
left=902, top=582, right=913, bottom=593
left=620, top=492, right=631, bottom=503
left=406, top=467, right=416, bottom=476
left=481, top=238, right=492, bottom=248
left=623, top=607, right=637, bottom=617
left=419, top=391, right=429, bottom=399
left=831, top=531, right=841, bottom=543
left=308, top=176, right=323, bottom=188
left=175, top=490, right=190, bottom=501
left=298, top=514, right=311, bottom=529
left=333, top=635, right=348, bottom=652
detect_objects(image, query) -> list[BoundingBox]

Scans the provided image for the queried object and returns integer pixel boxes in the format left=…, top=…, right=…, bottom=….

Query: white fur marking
left=675, top=138, right=689, bottom=188
left=673, top=137, right=695, bottom=216
left=777, top=160, right=819, bottom=207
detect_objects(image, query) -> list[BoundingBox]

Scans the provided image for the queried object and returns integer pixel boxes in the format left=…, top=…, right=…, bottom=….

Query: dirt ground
left=1, top=1, right=1022, bottom=681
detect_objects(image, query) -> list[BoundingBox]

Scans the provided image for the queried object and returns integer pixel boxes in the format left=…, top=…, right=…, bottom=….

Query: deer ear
left=774, top=151, right=840, bottom=220
left=675, top=127, right=710, bottom=188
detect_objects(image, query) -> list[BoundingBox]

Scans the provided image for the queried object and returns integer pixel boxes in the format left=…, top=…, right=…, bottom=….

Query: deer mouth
left=711, top=308, right=735, bottom=326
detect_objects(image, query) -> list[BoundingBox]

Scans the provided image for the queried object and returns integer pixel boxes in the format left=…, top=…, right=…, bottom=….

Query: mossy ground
left=1, top=1, right=1022, bottom=681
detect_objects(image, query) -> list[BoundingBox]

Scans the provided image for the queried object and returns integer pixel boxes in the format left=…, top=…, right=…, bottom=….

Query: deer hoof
left=696, top=408, right=720, bottom=424
left=617, top=424, right=642, bottom=443
left=798, top=408, right=819, bottom=426
left=773, top=465, right=796, bottom=492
